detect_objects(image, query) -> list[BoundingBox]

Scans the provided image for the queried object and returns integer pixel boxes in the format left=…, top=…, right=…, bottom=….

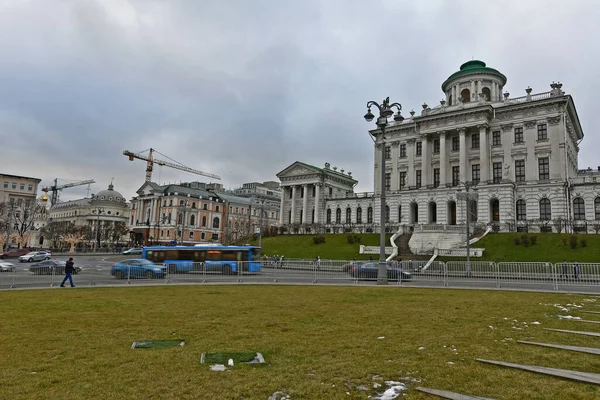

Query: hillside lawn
left=251, top=233, right=600, bottom=263
left=1, top=286, right=599, bottom=399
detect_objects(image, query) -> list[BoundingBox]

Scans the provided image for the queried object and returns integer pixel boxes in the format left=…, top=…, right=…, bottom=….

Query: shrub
left=514, top=238, right=521, bottom=246
left=347, top=235, right=355, bottom=244
left=569, top=234, right=578, bottom=249
left=562, top=237, right=568, bottom=247
left=353, top=235, right=361, bottom=244
left=529, top=236, right=537, bottom=245
left=312, top=236, right=326, bottom=245
left=580, top=238, right=587, bottom=248
left=521, top=236, right=530, bottom=247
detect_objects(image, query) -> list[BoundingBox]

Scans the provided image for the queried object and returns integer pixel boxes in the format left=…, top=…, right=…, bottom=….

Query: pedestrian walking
left=560, top=260, right=568, bottom=279
left=573, top=261, right=580, bottom=280
left=315, top=256, right=321, bottom=270
left=60, top=257, right=76, bottom=287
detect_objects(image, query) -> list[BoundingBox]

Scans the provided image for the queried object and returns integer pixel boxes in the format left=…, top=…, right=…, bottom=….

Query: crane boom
left=123, top=149, right=221, bottom=182
left=43, top=178, right=96, bottom=207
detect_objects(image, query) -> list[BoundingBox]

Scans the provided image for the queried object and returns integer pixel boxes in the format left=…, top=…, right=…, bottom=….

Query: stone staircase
left=395, top=234, right=413, bottom=256
left=408, top=225, right=467, bottom=254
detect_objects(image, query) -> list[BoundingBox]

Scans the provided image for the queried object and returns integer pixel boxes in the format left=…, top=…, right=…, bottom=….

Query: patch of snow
left=503, top=317, right=509, bottom=320
left=418, top=347, right=425, bottom=350
left=373, top=381, right=406, bottom=400
left=554, top=304, right=569, bottom=312
left=489, top=326, right=495, bottom=329
left=531, top=321, right=541, bottom=325
left=210, top=364, right=227, bottom=371
left=558, top=315, right=581, bottom=320
left=447, top=362, right=455, bottom=365
left=377, top=336, right=385, bottom=340
left=373, top=383, right=382, bottom=388
left=228, top=359, right=234, bottom=366
left=503, top=338, right=513, bottom=341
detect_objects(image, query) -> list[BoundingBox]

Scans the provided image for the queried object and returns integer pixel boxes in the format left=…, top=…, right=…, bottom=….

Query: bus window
left=166, top=250, right=179, bottom=260
left=206, top=250, right=221, bottom=261
left=221, top=251, right=236, bottom=261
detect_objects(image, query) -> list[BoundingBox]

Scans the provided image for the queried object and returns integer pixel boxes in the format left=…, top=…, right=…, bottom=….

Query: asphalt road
left=2, top=255, right=600, bottom=294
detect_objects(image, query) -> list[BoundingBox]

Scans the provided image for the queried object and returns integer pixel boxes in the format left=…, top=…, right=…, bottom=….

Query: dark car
left=111, top=259, right=166, bottom=279
left=29, top=260, right=83, bottom=275
left=0, top=249, right=30, bottom=259
left=349, top=262, right=412, bottom=281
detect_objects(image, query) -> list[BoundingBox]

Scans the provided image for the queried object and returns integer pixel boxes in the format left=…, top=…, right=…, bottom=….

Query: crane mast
left=123, top=148, right=221, bottom=182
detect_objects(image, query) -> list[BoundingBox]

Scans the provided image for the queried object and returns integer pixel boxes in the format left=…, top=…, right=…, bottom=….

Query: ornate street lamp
left=364, top=97, right=403, bottom=285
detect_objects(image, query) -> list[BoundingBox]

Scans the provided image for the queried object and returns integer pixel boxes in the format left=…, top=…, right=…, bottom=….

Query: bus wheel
left=169, top=265, right=177, bottom=274
left=223, top=265, right=232, bottom=275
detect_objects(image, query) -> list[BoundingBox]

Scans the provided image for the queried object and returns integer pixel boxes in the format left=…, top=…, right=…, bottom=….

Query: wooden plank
left=476, top=359, right=600, bottom=385
left=578, top=310, right=600, bottom=315
left=574, top=319, right=600, bottom=324
left=544, top=328, right=600, bottom=337
left=414, top=386, right=495, bottom=399
left=518, top=340, right=600, bottom=355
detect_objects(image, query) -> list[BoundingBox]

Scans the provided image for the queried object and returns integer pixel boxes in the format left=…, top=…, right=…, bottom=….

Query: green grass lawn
left=470, top=233, right=600, bottom=263
left=248, top=233, right=391, bottom=260
left=1, top=286, right=600, bottom=399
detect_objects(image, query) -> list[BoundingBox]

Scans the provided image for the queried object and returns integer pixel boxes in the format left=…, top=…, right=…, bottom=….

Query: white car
left=18, top=251, right=52, bottom=263
left=0, top=262, right=15, bottom=272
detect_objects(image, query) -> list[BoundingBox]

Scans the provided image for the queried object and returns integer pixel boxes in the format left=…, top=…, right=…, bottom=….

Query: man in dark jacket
left=60, top=257, right=76, bottom=287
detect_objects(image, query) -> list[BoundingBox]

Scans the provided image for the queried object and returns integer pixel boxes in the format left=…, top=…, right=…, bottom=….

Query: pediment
left=277, top=162, right=322, bottom=178
left=136, top=182, right=159, bottom=196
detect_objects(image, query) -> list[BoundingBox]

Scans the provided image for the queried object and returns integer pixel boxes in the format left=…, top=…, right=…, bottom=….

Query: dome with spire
left=92, top=183, right=126, bottom=203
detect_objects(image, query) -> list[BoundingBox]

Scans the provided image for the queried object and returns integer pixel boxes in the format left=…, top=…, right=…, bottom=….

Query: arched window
left=177, top=213, right=183, bottom=224
left=190, top=215, right=196, bottom=226
left=191, top=202, right=196, bottom=209
left=516, top=199, right=527, bottom=221
left=202, top=216, right=207, bottom=227
left=385, top=205, right=390, bottom=223
left=356, top=207, right=362, bottom=224
left=490, top=199, right=500, bottom=222
left=326, top=209, right=332, bottom=224
left=482, top=87, right=491, bottom=101
left=346, top=207, right=351, bottom=223
left=367, top=207, right=373, bottom=224
left=212, top=217, right=220, bottom=228
left=539, top=198, right=551, bottom=220
left=336, top=208, right=341, bottom=223
left=573, top=198, right=585, bottom=220
left=595, top=197, right=600, bottom=220
left=448, top=94, right=453, bottom=105
left=461, top=88, right=471, bottom=103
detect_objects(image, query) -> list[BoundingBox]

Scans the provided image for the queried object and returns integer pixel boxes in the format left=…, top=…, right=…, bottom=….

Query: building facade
left=1, top=173, right=43, bottom=249
left=278, top=61, right=598, bottom=234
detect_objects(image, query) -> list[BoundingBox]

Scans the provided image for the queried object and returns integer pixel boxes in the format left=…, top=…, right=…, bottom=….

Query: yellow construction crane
left=42, top=178, right=96, bottom=207
left=123, top=148, right=221, bottom=183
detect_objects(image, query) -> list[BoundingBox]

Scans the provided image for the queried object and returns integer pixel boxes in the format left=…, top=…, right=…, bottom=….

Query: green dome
left=441, top=60, right=507, bottom=92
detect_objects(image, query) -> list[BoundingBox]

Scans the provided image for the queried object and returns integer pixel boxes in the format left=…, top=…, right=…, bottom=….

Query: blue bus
left=141, top=245, right=262, bottom=274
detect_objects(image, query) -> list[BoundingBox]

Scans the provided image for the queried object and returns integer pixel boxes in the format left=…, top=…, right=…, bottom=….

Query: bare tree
left=552, top=217, right=566, bottom=234
left=590, top=220, right=600, bottom=234
left=62, top=232, right=86, bottom=252
left=0, top=200, right=45, bottom=249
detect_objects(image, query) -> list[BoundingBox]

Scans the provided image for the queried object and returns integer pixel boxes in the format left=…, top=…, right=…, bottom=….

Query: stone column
left=439, top=131, right=447, bottom=186
left=479, top=124, right=489, bottom=183
left=470, top=80, right=475, bottom=101
left=279, top=187, right=285, bottom=225
left=454, top=85, right=459, bottom=104
left=150, top=198, right=157, bottom=224
left=407, top=138, right=416, bottom=187
left=302, top=184, right=308, bottom=224
left=291, top=186, right=297, bottom=224
left=477, top=80, right=482, bottom=98
left=391, top=142, right=400, bottom=190
left=491, top=82, right=496, bottom=102
left=459, top=128, right=467, bottom=183
left=314, top=184, right=320, bottom=223
left=452, top=86, right=456, bottom=105
left=421, top=134, right=430, bottom=187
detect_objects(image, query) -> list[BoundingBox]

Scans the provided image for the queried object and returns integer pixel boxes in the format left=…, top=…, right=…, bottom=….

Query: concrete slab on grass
left=544, top=328, right=600, bottom=337
left=477, top=359, right=600, bottom=385
left=131, top=340, right=185, bottom=349
left=415, top=386, right=495, bottom=399
left=518, top=340, right=600, bottom=355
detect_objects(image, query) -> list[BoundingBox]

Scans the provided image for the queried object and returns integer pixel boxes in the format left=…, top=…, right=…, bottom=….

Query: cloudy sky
left=1, top=0, right=599, bottom=202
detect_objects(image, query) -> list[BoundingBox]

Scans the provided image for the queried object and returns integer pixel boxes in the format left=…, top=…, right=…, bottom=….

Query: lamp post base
left=377, top=261, right=388, bottom=285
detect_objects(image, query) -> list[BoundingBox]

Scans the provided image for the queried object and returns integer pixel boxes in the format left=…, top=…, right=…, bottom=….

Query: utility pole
left=93, top=205, right=105, bottom=252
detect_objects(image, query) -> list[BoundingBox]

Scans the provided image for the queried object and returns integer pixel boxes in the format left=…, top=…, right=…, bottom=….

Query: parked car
left=19, top=251, right=52, bottom=263
left=0, top=262, right=16, bottom=272
left=29, top=260, right=82, bottom=275
left=0, top=249, right=30, bottom=259
left=349, top=262, right=412, bottom=281
left=111, top=259, right=166, bottom=279
left=342, top=260, right=365, bottom=272
left=122, top=247, right=143, bottom=255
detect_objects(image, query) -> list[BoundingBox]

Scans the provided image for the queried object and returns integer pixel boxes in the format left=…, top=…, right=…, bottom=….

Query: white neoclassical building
left=278, top=60, right=600, bottom=234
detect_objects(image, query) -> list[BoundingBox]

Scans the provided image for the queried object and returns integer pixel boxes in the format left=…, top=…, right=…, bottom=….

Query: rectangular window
left=537, top=124, right=548, bottom=140
left=538, top=157, right=550, bottom=180
left=493, top=162, right=502, bottom=183
left=203, top=204, right=208, bottom=210
left=516, top=201, right=527, bottom=221
left=433, top=168, right=440, bottom=188
left=514, top=127, right=524, bottom=144
left=471, top=133, right=480, bottom=149
left=452, top=136, right=459, bottom=151
left=433, top=139, right=440, bottom=154
left=515, top=160, right=525, bottom=182
left=492, top=131, right=501, bottom=146
left=399, top=172, right=406, bottom=189
left=416, top=170, right=421, bottom=188
left=416, top=142, right=422, bottom=156
left=12, top=183, right=16, bottom=189
left=27, top=184, right=33, bottom=191
left=212, top=233, right=219, bottom=241
left=385, top=146, right=391, bottom=160
left=3, top=182, right=7, bottom=188
left=385, top=173, right=391, bottom=191
left=452, top=166, right=460, bottom=186
left=19, top=184, right=24, bottom=190
left=400, top=144, right=406, bottom=158
left=201, top=232, right=205, bottom=240
left=472, top=164, right=480, bottom=184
